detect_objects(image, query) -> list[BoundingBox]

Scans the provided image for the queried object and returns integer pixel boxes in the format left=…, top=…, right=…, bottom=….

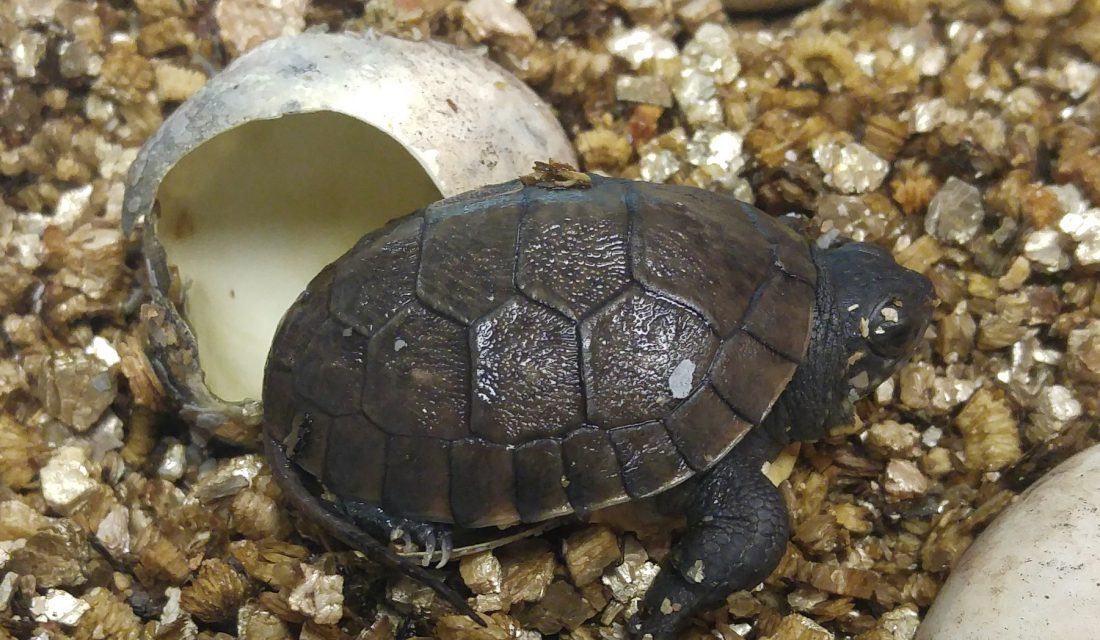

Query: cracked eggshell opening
left=123, top=31, right=576, bottom=439
left=916, top=444, right=1100, bottom=640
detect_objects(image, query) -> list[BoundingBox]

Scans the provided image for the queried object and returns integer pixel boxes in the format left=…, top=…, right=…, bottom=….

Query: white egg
left=123, top=31, right=576, bottom=440
left=916, top=444, right=1100, bottom=639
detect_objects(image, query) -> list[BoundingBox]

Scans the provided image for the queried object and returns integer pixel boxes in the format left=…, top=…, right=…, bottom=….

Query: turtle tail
left=262, top=431, right=484, bottom=626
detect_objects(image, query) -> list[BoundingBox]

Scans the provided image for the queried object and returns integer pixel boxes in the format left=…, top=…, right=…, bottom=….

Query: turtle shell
left=263, top=175, right=818, bottom=529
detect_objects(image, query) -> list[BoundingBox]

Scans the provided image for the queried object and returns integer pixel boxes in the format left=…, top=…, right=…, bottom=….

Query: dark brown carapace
left=262, top=173, right=932, bottom=639
left=263, top=176, right=816, bottom=529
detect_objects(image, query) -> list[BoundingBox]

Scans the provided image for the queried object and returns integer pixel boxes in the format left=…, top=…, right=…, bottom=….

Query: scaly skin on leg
left=263, top=432, right=481, bottom=624
left=631, top=429, right=789, bottom=639
left=340, top=498, right=455, bottom=568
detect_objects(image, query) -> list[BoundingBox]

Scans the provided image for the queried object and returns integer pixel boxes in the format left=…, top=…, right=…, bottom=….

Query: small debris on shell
left=520, top=161, right=592, bottom=190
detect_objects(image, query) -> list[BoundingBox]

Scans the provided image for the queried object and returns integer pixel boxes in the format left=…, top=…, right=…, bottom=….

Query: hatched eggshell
left=916, top=444, right=1100, bottom=640
left=123, top=31, right=576, bottom=444
left=123, top=31, right=575, bottom=231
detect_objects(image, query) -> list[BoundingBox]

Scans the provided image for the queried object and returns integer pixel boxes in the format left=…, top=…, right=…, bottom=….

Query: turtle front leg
left=631, top=429, right=789, bottom=639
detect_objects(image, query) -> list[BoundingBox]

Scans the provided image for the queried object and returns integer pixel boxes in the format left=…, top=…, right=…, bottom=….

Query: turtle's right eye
left=867, top=299, right=921, bottom=359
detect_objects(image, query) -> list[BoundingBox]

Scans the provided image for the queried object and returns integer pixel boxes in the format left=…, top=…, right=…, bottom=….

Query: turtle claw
left=421, top=533, right=437, bottom=567
left=403, top=521, right=453, bottom=567
left=338, top=499, right=453, bottom=565
left=437, top=531, right=453, bottom=569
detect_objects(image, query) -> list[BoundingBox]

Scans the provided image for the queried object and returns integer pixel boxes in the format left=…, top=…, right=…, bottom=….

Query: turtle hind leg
left=263, top=431, right=481, bottom=625
left=630, top=429, right=789, bottom=639
left=339, top=499, right=455, bottom=569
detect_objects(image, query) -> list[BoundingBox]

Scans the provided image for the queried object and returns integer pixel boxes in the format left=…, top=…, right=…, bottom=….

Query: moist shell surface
left=264, top=175, right=818, bottom=529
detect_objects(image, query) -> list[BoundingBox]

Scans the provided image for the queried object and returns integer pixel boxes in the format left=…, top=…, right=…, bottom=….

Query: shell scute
left=384, top=435, right=453, bottom=523
left=363, top=303, right=469, bottom=440
left=269, top=266, right=335, bottom=371
left=609, top=421, right=691, bottom=499
left=417, top=194, right=523, bottom=324
left=292, top=317, right=368, bottom=416
left=767, top=212, right=819, bottom=285
left=450, top=440, right=520, bottom=527
left=516, top=183, right=631, bottom=320
left=561, top=426, right=627, bottom=513
left=581, top=287, right=718, bottom=428
left=664, top=385, right=752, bottom=471
left=513, top=439, right=572, bottom=523
left=471, top=297, right=584, bottom=445
left=323, top=414, right=386, bottom=503
left=630, top=182, right=773, bottom=338
left=284, top=404, right=331, bottom=480
left=262, top=368, right=296, bottom=442
left=741, top=274, right=817, bottom=361
left=329, top=215, right=424, bottom=337
left=712, top=331, right=798, bottom=425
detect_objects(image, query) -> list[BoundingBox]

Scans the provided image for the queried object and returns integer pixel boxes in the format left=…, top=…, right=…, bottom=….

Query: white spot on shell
left=669, top=359, right=696, bottom=399
left=394, top=338, right=407, bottom=352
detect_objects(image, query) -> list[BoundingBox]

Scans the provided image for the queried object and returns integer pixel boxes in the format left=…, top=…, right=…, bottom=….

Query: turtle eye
left=867, top=302, right=918, bottom=358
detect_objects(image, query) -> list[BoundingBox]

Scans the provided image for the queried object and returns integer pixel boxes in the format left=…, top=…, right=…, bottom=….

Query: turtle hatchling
left=263, top=172, right=934, bottom=638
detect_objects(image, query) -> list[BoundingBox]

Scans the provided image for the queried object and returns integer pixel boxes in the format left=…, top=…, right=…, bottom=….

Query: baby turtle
left=263, top=174, right=934, bottom=638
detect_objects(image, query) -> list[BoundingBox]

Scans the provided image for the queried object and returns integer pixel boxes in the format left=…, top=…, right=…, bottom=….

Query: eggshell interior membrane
left=156, top=112, right=441, bottom=402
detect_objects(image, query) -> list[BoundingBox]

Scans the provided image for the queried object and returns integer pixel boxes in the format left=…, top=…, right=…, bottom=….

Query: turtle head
left=821, top=241, right=935, bottom=411
left=766, top=240, right=934, bottom=442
